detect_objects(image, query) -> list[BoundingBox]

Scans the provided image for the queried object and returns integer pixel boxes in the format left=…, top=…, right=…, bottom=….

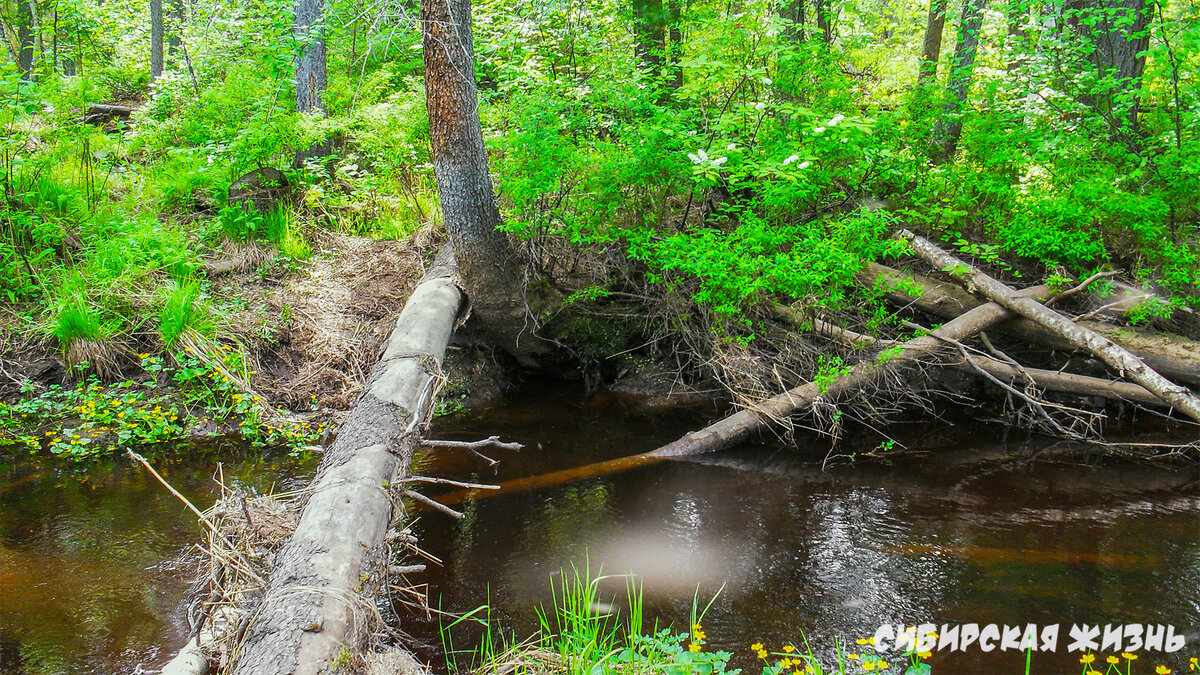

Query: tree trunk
left=422, top=0, right=549, bottom=368
left=633, top=0, right=667, bottom=69
left=1064, top=0, right=1147, bottom=143
left=815, top=0, right=832, bottom=42
left=917, top=0, right=947, bottom=85
left=779, top=0, right=806, bottom=43
left=931, top=0, right=987, bottom=160
left=150, top=0, right=163, bottom=81
left=899, top=230, right=1200, bottom=422
left=167, top=0, right=183, bottom=63
left=667, top=0, right=682, bottom=88
left=861, top=261, right=1200, bottom=389
left=16, top=0, right=33, bottom=78
left=294, top=0, right=329, bottom=164
left=229, top=253, right=462, bottom=675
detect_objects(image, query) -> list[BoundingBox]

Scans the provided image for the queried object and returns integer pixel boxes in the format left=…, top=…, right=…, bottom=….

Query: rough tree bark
left=1064, top=0, right=1148, bottom=142
left=294, top=0, right=329, bottom=165
left=917, top=0, right=947, bottom=86
left=860, top=261, right=1200, bottom=389
left=423, top=0, right=549, bottom=368
left=150, top=0, right=163, bottom=80
left=229, top=254, right=462, bottom=675
left=931, top=0, right=987, bottom=160
left=647, top=285, right=1053, bottom=458
left=899, top=230, right=1200, bottom=423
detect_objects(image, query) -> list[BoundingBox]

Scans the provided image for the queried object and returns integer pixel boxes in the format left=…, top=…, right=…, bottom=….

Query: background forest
left=0, top=0, right=1198, bottom=454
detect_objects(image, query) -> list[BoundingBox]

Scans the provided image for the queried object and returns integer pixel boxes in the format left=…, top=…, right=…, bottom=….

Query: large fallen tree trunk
left=228, top=252, right=463, bottom=675
left=859, top=261, right=1200, bottom=389
left=647, top=284, right=1053, bottom=458
left=898, top=230, right=1200, bottom=424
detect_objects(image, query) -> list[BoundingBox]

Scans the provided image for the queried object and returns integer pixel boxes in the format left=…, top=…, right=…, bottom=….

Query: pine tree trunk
left=815, top=0, right=831, bottom=42
left=931, top=0, right=987, bottom=160
left=150, top=0, right=163, bottom=80
left=422, top=0, right=549, bottom=368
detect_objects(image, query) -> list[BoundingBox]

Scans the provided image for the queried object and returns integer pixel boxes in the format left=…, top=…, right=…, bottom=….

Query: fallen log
left=860, top=261, right=1200, bottom=389
left=774, top=310, right=1169, bottom=409
left=898, top=230, right=1200, bottom=424
left=72, top=102, right=138, bottom=125
left=646, top=284, right=1052, bottom=458
left=227, top=252, right=463, bottom=675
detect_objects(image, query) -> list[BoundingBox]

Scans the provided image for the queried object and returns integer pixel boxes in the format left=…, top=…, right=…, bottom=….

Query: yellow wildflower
left=694, top=631, right=706, bottom=640
left=862, top=661, right=876, bottom=672
left=1087, top=671, right=1101, bottom=675
left=856, top=638, right=873, bottom=646
left=804, top=666, right=814, bottom=674
left=1123, top=653, right=1139, bottom=661
left=780, top=658, right=792, bottom=668
left=847, top=653, right=859, bottom=660
left=1156, top=666, right=1171, bottom=675
left=751, top=643, right=764, bottom=652
left=917, top=651, right=932, bottom=659
left=782, top=645, right=795, bottom=653
left=1081, top=654, right=1096, bottom=665
left=1190, top=656, right=1198, bottom=671
left=877, top=661, right=888, bottom=670
left=757, top=650, right=768, bottom=659
left=1109, top=656, right=1121, bottom=665
left=688, top=644, right=700, bottom=653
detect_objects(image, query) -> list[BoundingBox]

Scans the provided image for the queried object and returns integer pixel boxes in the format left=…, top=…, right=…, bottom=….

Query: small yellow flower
left=856, top=637, right=874, bottom=646
left=751, top=643, right=764, bottom=652
left=877, top=661, right=888, bottom=670
left=917, top=651, right=932, bottom=659
left=847, top=653, right=859, bottom=660
left=1156, top=666, right=1171, bottom=675
left=1081, top=654, right=1096, bottom=665
left=1109, top=656, right=1121, bottom=665
left=688, top=644, right=700, bottom=653
left=862, top=661, right=876, bottom=672
left=1087, top=670, right=1102, bottom=675
left=757, top=650, right=768, bottom=659
left=1123, top=653, right=1139, bottom=662
left=783, top=645, right=795, bottom=653
left=780, top=658, right=793, bottom=668
left=1190, top=656, right=1198, bottom=671
left=804, top=666, right=814, bottom=674
left=692, top=623, right=702, bottom=631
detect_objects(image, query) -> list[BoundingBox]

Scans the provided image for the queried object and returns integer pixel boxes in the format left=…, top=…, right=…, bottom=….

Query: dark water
left=0, top=384, right=1197, bottom=674
left=419, top=383, right=1200, bottom=675
left=0, top=445, right=317, bottom=674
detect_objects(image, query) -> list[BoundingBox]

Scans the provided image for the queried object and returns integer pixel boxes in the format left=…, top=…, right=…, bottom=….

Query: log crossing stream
left=0, top=382, right=1197, bottom=674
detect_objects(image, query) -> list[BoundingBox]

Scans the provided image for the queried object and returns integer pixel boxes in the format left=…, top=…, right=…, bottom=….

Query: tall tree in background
left=814, top=0, right=832, bottom=42
left=150, top=0, right=163, bottom=80
left=633, top=0, right=667, bottom=70
left=932, top=0, right=987, bottom=160
left=294, top=0, right=328, bottom=163
left=668, top=0, right=682, bottom=88
left=778, top=0, right=806, bottom=43
left=16, top=0, right=33, bottom=77
left=422, top=0, right=547, bottom=367
left=917, top=0, right=947, bottom=86
left=1065, top=0, right=1148, bottom=146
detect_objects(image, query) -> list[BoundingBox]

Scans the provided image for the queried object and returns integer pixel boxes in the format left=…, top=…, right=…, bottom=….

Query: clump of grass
left=50, top=292, right=123, bottom=378
left=158, top=279, right=213, bottom=346
left=443, top=564, right=735, bottom=675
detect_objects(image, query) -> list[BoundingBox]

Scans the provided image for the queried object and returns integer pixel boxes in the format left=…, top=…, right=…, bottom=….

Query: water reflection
left=423, top=385, right=1200, bottom=674
left=0, top=446, right=316, bottom=674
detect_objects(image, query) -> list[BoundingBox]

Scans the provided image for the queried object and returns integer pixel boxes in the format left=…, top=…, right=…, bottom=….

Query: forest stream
left=1, top=382, right=1197, bottom=675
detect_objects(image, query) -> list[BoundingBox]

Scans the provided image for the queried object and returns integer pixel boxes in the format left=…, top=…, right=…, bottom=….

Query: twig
left=400, top=476, right=500, bottom=490
left=388, top=564, right=427, bottom=575
left=1044, top=270, right=1121, bottom=307
left=420, top=435, right=523, bottom=452
left=403, top=490, right=463, bottom=519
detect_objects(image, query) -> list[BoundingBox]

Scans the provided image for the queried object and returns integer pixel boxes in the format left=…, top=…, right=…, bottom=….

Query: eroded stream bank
left=0, top=382, right=1197, bottom=674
